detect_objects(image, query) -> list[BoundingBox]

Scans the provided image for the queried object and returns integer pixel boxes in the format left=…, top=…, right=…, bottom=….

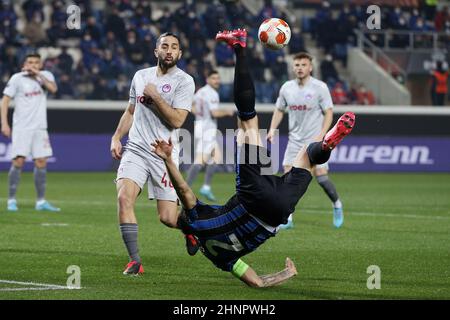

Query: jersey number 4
left=161, top=172, right=174, bottom=188
left=205, top=233, right=244, bottom=256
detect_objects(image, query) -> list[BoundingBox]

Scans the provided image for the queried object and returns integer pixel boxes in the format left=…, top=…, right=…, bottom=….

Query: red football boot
left=322, top=112, right=356, bottom=150
left=185, top=234, right=199, bottom=256
left=123, top=260, right=144, bottom=276
left=215, top=29, right=247, bottom=48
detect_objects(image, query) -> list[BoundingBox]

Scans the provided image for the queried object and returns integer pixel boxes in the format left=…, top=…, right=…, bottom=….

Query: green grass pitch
left=0, top=172, right=449, bottom=300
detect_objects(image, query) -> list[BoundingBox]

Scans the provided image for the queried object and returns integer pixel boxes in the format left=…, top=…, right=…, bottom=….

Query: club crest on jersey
left=162, top=84, right=171, bottom=93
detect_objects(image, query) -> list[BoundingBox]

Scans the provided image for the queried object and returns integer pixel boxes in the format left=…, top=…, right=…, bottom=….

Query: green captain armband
left=231, top=259, right=249, bottom=278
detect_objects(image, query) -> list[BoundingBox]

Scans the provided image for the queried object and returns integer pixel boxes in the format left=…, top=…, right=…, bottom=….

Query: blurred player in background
left=186, top=70, right=234, bottom=201
left=110, top=32, right=196, bottom=275
left=151, top=29, right=355, bottom=286
left=267, top=52, right=344, bottom=229
left=1, top=53, right=60, bottom=212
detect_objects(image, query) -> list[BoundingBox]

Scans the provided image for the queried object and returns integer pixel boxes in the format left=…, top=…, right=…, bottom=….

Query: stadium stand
left=0, top=0, right=448, bottom=105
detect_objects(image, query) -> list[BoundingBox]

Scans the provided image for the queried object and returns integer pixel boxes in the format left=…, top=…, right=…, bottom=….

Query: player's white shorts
left=195, top=136, right=218, bottom=156
left=194, top=125, right=218, bottom=155
left=116, top=149, right=178, bottom=201
left=11, top=129, right=53, bottom=160
left=282, top=140, right=329, bottom=170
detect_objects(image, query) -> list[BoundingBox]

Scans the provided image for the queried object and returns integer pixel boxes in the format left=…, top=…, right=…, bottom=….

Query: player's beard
left=158, top=54, right=179, bottom=69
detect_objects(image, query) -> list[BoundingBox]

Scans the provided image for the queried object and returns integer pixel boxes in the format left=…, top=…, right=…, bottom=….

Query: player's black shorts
left=235, top=143, right=313, bottom=227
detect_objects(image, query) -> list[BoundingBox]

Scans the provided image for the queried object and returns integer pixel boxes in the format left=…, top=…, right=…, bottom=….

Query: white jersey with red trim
left=126, top=66, right=195, bottom=159
left=275, top=76, right=333, bottom=145
left=3, top=71, right=55, bottom=130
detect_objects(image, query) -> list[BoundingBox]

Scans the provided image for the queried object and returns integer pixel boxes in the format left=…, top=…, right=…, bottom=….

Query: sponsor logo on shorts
left=162, top=84, right=171, bottom=93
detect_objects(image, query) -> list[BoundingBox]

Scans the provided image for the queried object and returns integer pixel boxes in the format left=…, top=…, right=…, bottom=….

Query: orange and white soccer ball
left=258, top=18, right=291, bottom=50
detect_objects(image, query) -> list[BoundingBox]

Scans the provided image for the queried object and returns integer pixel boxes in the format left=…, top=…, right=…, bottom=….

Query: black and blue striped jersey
left=181, top=195, right=276, bottom=272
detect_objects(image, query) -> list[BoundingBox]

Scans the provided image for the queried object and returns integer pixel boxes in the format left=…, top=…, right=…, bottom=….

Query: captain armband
left=231, top=259, right=249, bottom=278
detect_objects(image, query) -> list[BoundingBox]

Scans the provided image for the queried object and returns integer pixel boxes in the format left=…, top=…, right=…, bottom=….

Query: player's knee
left=13, top=157, right=25, bottom=168
left=34, top=158, right=47, bottom=168
left=117, top=192, right=134, bottom=214
left=159, top=210, right=178, bottom=228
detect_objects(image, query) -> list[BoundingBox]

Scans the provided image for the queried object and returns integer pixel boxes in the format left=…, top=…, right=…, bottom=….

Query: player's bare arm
left=0, top=95, right=11, bottom=138
left=239, top=258, right=298, bottom=288
left=37, top=72, right=58, bottom=94
left=111, top=103, right=135, bottom=160
left=143, top=83, right=189, bottom=129
left=211, top=109, right=235, bottom=118
left=22, top=65, right=58, bottom=94
left=267, top=108, right=284, bottom=143
left=151, top=138, right=197, bottom=209
left=315, top=108, right=333, bottom=141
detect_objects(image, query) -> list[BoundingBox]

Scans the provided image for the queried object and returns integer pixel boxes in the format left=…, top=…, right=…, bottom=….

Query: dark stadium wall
left=43, top=110, right=450, bottom=136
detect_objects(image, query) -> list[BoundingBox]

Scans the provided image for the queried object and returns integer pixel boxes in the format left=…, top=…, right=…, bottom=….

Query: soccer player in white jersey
left=110, top=32, right=196, bottom=275
left=186, top=70, right=234, bottom=201
left=1, top=53, right=60, bottom=212
left=267, top=52, right=344, bottom=229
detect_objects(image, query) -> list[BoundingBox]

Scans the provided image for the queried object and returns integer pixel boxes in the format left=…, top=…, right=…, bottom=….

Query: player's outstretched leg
left=216, top=29, right=259, bottom=140
left=293, top=112, right=355, bottom=173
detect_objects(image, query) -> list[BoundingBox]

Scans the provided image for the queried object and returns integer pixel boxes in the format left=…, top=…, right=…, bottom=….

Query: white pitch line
left=1, top=198, right=448, bottom=221
left=300, top=208, right=450, bottom=220
left=0, top=279, right=68, bottom=289
left=0, top=279, right=82, bottom=292
left=41, top=223, right=69, bottom=227
left=0, top=287, right=68, bottom=292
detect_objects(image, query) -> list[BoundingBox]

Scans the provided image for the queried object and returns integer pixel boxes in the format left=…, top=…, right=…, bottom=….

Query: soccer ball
left=258, top=18, right=291, bottom=50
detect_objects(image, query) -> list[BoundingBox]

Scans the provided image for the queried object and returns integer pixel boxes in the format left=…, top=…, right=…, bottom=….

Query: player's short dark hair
left=293, top=52, right=313, bottom=62
left=156, top=32, right=181, bottom=48
left=25, top=53, right=41, bottom=61
left=207, top=69, right=219, bottom=77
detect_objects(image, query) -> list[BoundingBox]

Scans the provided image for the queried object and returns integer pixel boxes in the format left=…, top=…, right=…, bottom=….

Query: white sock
left=287, top=214, right=293, bottom=223
left=333, top=199, right=343, bottom=209
left=201, top=184, right=210, bottom=190
left=36, top=199, right=46, bottom=206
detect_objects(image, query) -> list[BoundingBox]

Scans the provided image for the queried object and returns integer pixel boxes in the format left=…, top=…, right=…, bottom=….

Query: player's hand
left=1, top=123, right=11, bottom=138
left=285, top=257, right=297, bottom=276
left=266, top=129, right=276, bottom=143
left=151, top=138, right=173, bottom=160
left=143, top=84, right=159, bottom=100
left=110, top=138, right=122, bottom=160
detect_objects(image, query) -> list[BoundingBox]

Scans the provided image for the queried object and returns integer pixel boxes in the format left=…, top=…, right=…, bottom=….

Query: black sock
left=233, top=45, right=256, bottom=121
left=316, top=175, right=339, bottom=202
left=307, top=142, right=331, bottom=165
left=119, top=223, right=141, bottom=262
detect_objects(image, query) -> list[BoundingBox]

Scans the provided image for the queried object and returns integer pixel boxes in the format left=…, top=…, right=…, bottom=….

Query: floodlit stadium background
left=0, top=0, right=449, bottom=300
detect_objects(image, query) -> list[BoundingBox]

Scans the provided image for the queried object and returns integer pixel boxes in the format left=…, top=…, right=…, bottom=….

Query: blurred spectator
left=124, top=30, right=144, bottom=66
left=22, top=0, right=44, bottom=22
left=215, top=42, right=234, bottom=67
left=320, top=54, right=339, bottom=85
left=331, top=82, right=348, bottom=105
left=57, top=74, right=75, bottom=99
left=355, top=84, right=375, bottom=105
left=57, top=47, right=74, bottom=74
left=23, top=12, right=47, bottom=46
left=430, top=61, right=449, bottom=106
left=288, top=27, right=306, bottom=54
left=84, top=16, right=103, bottom=43
left=0, top=0, right=306, bottom=103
